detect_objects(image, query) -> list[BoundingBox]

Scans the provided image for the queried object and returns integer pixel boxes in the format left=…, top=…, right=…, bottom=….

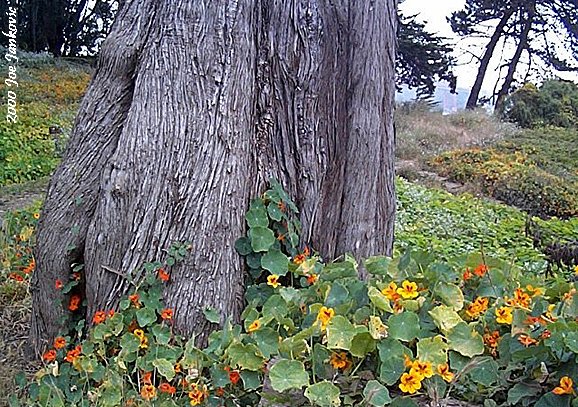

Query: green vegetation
left=6, top=182, right=578, bottom=407
left=0, top=62, right=90, bottom=185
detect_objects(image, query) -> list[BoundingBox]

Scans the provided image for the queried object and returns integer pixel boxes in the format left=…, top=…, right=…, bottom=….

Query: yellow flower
left=465, top=296, right=489, bottom=319
left=382, top=282, right=401, bottom=301
left=575, top=265, right=578, bottom=275
left=33, top=212, right=40, bottom=220
left=267, top=274, right=281, bottom=288
left=140, top=384, right=156, bottom=400
left=495, top=306, right=513, bottom=324
left=545, top=304, right=558, bottom=321
left=437, top=363, right=454, bottom=383
left=411, top=360, right=434, bottom=379
left=525, top=284, right=543, bottom=297
left=316, top=306, right=335, bottom=330
left=133, top=329, right=148, bottom=349
left=396, top=280, right=419, bottom=299
left=553, top=376, right=575, bottom=395
left=248, top=319, right=261, bottom=333
left=399, top=371, right=423, bottom=394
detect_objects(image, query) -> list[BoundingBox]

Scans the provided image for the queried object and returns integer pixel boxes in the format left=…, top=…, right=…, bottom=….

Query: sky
left=398, top=0, right=578, bottom=96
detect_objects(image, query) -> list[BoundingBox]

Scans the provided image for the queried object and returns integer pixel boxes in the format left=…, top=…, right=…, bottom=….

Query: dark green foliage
left=505, top=80, right=578, bottom=128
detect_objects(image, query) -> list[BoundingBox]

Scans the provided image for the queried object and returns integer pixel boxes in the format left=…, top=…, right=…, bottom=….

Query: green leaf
left=368, top=286, right=394, bottom=313
left=429, top=305, right=463, bottom=332
left=203, top=307, right=221, bottom=324
left=252, top=327, right=280, bottom=358
left=269, top=359, right=309, bottom=392
left=535, top=392, right=572, bottom=407
left=304, top=381, right=341, bottom=406
left=327, top=315, right=357, bottom=350
left=267, top=202, right=283, bottom=221
left=378, top=338, right=407, bottom=385
left=350, top=331, right=377, bottom=357
left=326, top=281, right=350, bottom=308
left=507, top=382, right=542, bottom=405
left=468, top=357, right=499, bottom=387
left=241, top=370, right=262, bottom=391
left=235, top=237, right=253, bottom=255
left=364, top=256, right=393, bottom=277
left=136, top=307, right=157, bottom=327
left=363, top=380, right=392, bottom=406
left=153, top=358, right=176, bottom=381
left=388, top=312, right=420, bottom=342
left=320, top=261, right=358, bottom=281
left=434, top=283, right=464, bottom=311
left=249, top=227, right=276, bottom=252
left=564, top=331, right=578, bottom=352
left=246, top=207, right=269, bottom=228
left=261, top=249, right=289, bottom=276
left=120, top=332, right=140, bottom=354
left=447, top=322, right=484, bottom=357
left=263, top=294, right=288, bottom=321
left=151, top=324, right=171, bottom=345
left=417, top=335, right=449, bottom=366
left=226, top=343, right=265, bottom=371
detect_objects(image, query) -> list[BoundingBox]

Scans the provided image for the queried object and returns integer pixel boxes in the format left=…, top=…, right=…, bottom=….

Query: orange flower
left=399, top=371, right=423, bottom=394
left=463, top=267, right=473, bottom=281
left=306, top=273, right=318, bottom=285
left=329, top=352, right=352, bottom=371
left=42, top=349, right=57, bottom=362
left=129, top=293, right=141, bottom=307
left=411, top=360, right=434, bottom=379
left=473, top=264, right=488, bottom=277
left=140, top=384, right=157, bottom=400
left=161, top=308, right=173, bottom=320
left=215, top=387, right=225, bottom=397
left=267, top=274, right=281, bottom=288
left=316, top=306, right=335, bottom=330
left=553, top=376, right=575, bottom=395
left=107, top=310, right=115, bottom=318
left=55, top=279, right=63, bottom=289
left=158, top=268, right=170, bottom=282
left=159, top=382, right=176, bottom=395
left=65, top=345, right=82, bottom=363
left=517, top=334, right=538, bottom=347
left=293, top=254, right=306, bottom=265
left=541, top=329, right=552, bottom=339
left=513, top=288, right=531, bottom=308
left=174, top=363, right=182, bottom=374
left=93, top=311, right=106, bottom=324
left=248, top=319, right=261, bottom=333
left=403, top=354, right=413, bottom=368
left=382, top=282, right=401, bottom=301
left=72, top=272, right=81, bottom=281
left=397, top=280, right=419, bottom=299
left=9, top=273, right=24, bottom=282
left=68, top=294, right=81, bottom=311
left=465, top=297, right=489, bottom=319
left=437, top=363, right=454, bottom=382
left=141, top=371, right=152, bottom=385
left=229, top=370, right=241, bottom=385
left=483, top=330, right=501, bottom=356
left=189, top=385, right=207, bottom=406
left=54, top=337, right=66, bottom=349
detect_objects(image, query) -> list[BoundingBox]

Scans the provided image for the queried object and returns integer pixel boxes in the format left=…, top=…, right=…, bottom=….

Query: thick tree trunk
left=494, top=4, right=535, bottom=114
left=31, top=0, right=396, bottom=353
left=465, top=7, right=516, bottom=110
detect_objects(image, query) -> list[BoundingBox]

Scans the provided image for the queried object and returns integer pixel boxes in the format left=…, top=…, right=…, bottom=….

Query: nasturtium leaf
left=304, top=381, right=341, bottom=406
left=136, top=307, right=157, bottom=327
left=563, top=293, right=578, bottom=317
left=368, top=286, right=394, bottom=313
left=429, top=305, right=463, bottom=333
left=267, top=202, right=283, bottom=221
left=417, top=335, right=449, bottom=366
left=269, top=359, right=309, bottom=392
left=210, top=365, right=231, bottom=387
left=249, top=227, right=276, bottom=252
left=246, top=207, right=269, bottom=228
left=279, top=286, right=301, bottom=304
left=388, top=312, right=420, bottom=342
left=434, top=282, right=464, bottom=311
left=564, top=331, right=578, bottom=352
left=226, top=343, right=265, bottom=371
left=534, top=392, right=571, bottom=407
left=153, top=358, right=176, bottom=381
left=262, top=294, right=288, bottom=321
left=151, top=324, right=172, bottom=345
left=350, top=331, right=376, bottom=357
left=120, top=332, right=140, bottom=354
left=203, top=307, right=221, bottom=324
left=320, top=261, right=357, bottom=281
left=241, top=370, right=262, bottom=391
left=363, top=380, right=392, bottom=406
left=377, top=338, right=407, bottom=385
left=364, top=256, right=393, bottom=277
left=252, top=327, right=280, bottom=358
left=507, top=382, right=541, bottom=405
left=327, top=316, right=357, bottom=350
left=325, top=281, right=350, bottom=308
left=447, top=322, right=484, bottom=357
left=246, top=252, right=262, bottom=269
left=390, top=396, right=419, bottom=407
left=234, top=237, right=253, bottom=255
left=261, top=249, right=289, bottom=276
left=468, top=357, right=499, bottom=387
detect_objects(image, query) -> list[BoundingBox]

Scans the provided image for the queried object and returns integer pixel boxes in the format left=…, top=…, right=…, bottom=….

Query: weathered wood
left=30, top=0, right=396, bottom=352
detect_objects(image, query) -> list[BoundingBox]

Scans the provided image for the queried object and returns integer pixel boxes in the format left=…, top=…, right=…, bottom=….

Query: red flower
left=65, top=345, right=82, bottom=363
left=55, top=279, right=63, bottom=289
left=474, top=264, right=488, bottom=277
left=158, top=268, right=170, bottom=282
left=54, top=337, right=66, bottom=349
left=93, top=311, right=106, bottom=324
left=229, top=370, right=241, bottom=385
left=68, top=294, right=81, bottom=311
left=9, top=273, right=24, bottom=282
left=107, top=310, right=115, bottom=318
left=42, top=349, right=57, bottom=362
left=159, top=382, right=176, bottom=395
left=161, top=308, right=173, bottom=320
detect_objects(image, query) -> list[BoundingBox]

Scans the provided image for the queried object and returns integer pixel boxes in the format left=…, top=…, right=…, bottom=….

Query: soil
left=0, top=178, right=48, bottom=220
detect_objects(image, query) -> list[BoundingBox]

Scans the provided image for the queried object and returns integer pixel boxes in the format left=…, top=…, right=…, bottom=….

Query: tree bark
left=465, top=6, right=516, bottom=109
left=31, top=0, right=396, bottom=353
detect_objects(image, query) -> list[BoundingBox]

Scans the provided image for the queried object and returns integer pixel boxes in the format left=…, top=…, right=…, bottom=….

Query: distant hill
left=396, top=84, right=485, bottom=114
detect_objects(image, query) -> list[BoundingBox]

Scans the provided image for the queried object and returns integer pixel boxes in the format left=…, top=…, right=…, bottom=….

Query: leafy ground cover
left=4, top=182, right=578, bottom=407
left=0, top=59, right=90, bottom=185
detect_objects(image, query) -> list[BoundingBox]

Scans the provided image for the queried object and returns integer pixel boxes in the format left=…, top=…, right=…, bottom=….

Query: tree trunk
left=30, top=0, right=396, bottom=353
left=465, top=6, right=516, bottom=109
left=494, top=4, right=535, bottom=114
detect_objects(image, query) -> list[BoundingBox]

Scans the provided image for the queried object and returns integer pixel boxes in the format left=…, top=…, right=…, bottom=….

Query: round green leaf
left=388, top=312, right=420, bottom=342
left=261, top=249, right=289, bottom=275
left=377, top=338, right=408, bottom=385
left=428, top=305, right=463, bottom=333
left=304, top=381, right=341, bottom=406
left=368, top=286, right=394, bottom=313
left=468, top=357, right=499, bottom=387
left=269, top=359, right=309, bottom=392
left=246, top=207, right=269, bottom=228
left=234, top=237, right=253, bottom=255
left=263, top=294, right=288, bottom=320
left=249, top=227, right=276, bottom=252
left=447, top=322, right=484, bottom=357
left=152, top=358, right=176, bottom=381
left=267, top=202, right=283, bottom=221
left=434, top=282, right=464, bottom=311
left=327, top=315, right=357, bottom=350
left=136, top=307, right=157, bottom=327
left=226, top=343, right=265, bottom=371
left=350, top=331, right=377, bottom=357
left=363, top=380, right=392, bottom=406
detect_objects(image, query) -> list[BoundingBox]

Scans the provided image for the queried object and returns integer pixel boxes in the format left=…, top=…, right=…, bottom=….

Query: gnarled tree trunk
left=30, top=0, right=396, bottom=353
